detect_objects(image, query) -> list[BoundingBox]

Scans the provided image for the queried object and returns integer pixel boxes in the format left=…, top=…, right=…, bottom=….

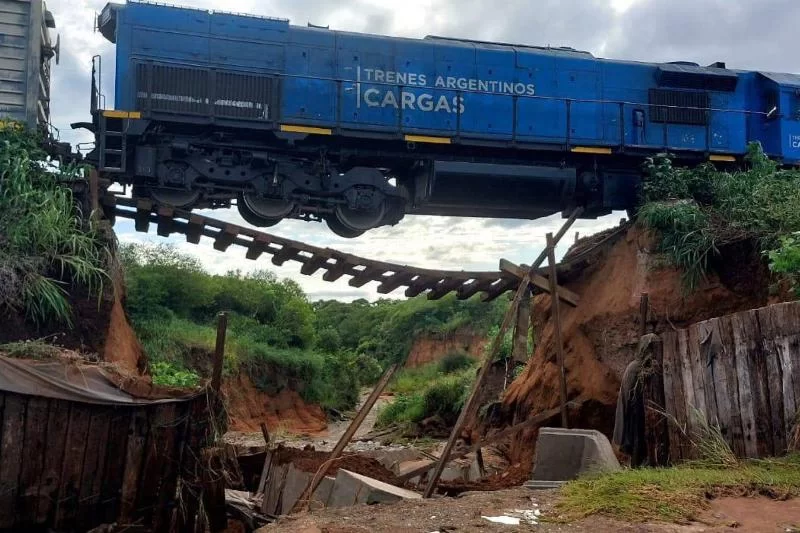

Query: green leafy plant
left=768, top=233, right=800, bottom=297
left=150, top=360, right=201, bottom=388
left=0, top=126, right=108, bottom=325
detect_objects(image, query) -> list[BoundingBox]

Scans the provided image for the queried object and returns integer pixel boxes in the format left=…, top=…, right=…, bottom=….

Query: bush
left=150, top=361, right=201, bottom=388
left=639, top=143, right=800, bottom=291
left=0, top=126, right=108, bottom=325
left=438, top=351, right=474, bottom=374
left=768, top=233, right=800, bottom=297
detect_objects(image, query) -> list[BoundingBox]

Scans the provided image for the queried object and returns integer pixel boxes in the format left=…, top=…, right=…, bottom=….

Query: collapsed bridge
left=105, top=195, right=622, bottom=303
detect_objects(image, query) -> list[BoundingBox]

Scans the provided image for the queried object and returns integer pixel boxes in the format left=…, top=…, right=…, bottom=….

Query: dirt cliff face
left=224, top=372, right=327, bottom=434
left=498, top=226, right=773, bottom=466
left=405, top=330, right=487, bottom=368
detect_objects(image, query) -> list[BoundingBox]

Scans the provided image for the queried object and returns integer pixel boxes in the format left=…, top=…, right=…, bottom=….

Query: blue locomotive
left=81, top=0, right=800, bottom=237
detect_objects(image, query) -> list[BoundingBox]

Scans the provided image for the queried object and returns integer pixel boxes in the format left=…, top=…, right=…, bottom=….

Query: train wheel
left=150, top=188, right=200, bottom=208
left=325, top=216, right=365, bottom=238
left=236, top=193, right=294, bottom=228
left=333, top=202, right=386, bottom=234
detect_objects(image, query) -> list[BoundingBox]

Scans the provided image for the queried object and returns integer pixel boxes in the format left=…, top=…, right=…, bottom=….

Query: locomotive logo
left=356, top=67, right=535, bottom=114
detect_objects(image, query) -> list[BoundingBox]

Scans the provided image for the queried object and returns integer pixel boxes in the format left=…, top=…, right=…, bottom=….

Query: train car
left=84, top=0, right=800, bottom=237
left=0, top=0, right=60, bottom=133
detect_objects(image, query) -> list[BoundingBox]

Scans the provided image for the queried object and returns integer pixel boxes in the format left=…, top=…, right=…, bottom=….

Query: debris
left=481, top=515, right=520, bottom=525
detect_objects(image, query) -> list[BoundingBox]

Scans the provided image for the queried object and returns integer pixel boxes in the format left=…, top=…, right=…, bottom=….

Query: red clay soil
left=223, top=373, right=328, bottom=434
left=270, top=445, right=402, bottom=486
left=405, top=329, right=487, bottom=368
left=102, top=292, right=146, bottom=375
left=495, top=225, right=775, bottom=468
left=437, top=462, right=531, bottom=496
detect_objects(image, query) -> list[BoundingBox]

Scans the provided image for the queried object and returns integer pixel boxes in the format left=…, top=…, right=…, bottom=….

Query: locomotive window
left=649, top=89, right=709, bottom=126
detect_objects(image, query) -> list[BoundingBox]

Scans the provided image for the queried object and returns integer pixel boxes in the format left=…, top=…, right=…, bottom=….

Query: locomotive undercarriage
left=125, top=136, right=408, bottom=238
left=91, top=117, right=642, bottom=237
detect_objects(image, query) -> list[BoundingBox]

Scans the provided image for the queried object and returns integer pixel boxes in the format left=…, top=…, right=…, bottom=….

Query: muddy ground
left=256, top=489, right=800, bottom=533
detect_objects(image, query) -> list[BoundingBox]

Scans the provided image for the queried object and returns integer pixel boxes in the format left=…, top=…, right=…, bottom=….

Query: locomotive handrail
left=106, top=194, right=626, bottom=302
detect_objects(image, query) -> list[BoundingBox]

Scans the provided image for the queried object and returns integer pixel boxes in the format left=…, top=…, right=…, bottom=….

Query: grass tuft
left=556, top=455, right=800, bottom=524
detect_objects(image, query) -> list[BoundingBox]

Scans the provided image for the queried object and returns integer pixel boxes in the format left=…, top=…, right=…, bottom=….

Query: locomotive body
left=87, top=0, right=800, bottom=236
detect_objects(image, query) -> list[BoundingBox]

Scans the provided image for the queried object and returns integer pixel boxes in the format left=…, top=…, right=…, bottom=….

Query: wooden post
left=211, top=312, right=227, bottom=393
left=546, top=233, right=569, bottom=429
left=89, top=167, right=99, bottom=221
left=421, top=209, right=583, bottom=499
left=639, top=293, right=650, bottom=337
left=291, top=364, right=397, bottom=513
left=574, top=231, right=580, bottom=244
left=511, top=287, right=532, bottom=364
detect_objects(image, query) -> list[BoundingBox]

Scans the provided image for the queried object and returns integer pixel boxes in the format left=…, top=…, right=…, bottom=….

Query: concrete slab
left=531, top=427, right=620, bottom=482
left=280, top=465, right=314, bottom=515
left=524, top=480, right=566, bottom=489
left=328, top=469, right=421, bottom=508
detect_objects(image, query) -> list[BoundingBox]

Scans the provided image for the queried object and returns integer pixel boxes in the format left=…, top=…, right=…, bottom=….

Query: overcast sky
left=43, top=0, right=800, bottom=301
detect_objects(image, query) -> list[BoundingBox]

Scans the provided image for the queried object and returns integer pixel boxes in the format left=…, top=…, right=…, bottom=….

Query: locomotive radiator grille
left=649, top=89, right=710, bottom=126
left=135, top=63, right=278, bottom=120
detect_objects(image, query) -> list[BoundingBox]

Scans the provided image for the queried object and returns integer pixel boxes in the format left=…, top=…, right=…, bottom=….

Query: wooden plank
left=213, top=225, right=239, bottom=252
left=245, top=234, right=272, bottom=260
left=427, top=278, right=465, bottom=301
left=377, top=272, right=415, bottom=294
left=348, top=266, right=385, bottom=288
left=300, top=255, right=329, bottom=276
left=136, top=404, right=179, bottom=529
left=703, top=319, right=735, bottom=455
left=546, top=233, right=569, bottom=428
left=156, top=206, right=175, bottom=237
left=262, top=464, right=288, bottom=516
left=758, top=304, right=798, bottom=449
left=271, top=246, right=299, bottom=266
left=668, top=330, right=691, bottom=461
left=641, top=335, right=669, bottom=466
left=405, top=276, right=439, bottom=298
left=291, top=365, right=398, bottom=513
left=687, top=324, right=710, bottom=424
left=134, top=199, right=153, bottom=233
left=322, top=258, right=352, bottom=282
left=499, top=259, right=580, bottom=307
left=120, top=409, right=149, bottom=524
left=456, top=278, right=494, bottom=300
left=99, top=409, right=132, bottom=525
left=0, top=394, right=24, bottom=529
left=54, top=404, right=93, bottom=530
left=18, top=397, right=49, bottom=525
left=676, top=329, right=696, bottom=459
left=76, top=409, right=112, bottom=530
left=153, top=404, right=190, bottom=533
left=186, top=214, right=205, bottom=244
left=659, top=331, right=679, bottom=463
left=743, top=310, right=774, bottom=457
left=37, top=401, right=71, bottom=525
left=717, top=316, right=746, bottom=458
left=256, top=451, right=273, bottom=496
left=730, top=311, right=759, bottom=458
left=758, top=307, right=787, bottom=456
left=423, top=275, right=531, bottom=498
left=512, top=287, right=532, bottom=363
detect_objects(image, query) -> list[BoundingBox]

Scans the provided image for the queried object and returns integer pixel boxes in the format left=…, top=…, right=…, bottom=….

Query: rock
left=328, top=469, right=421, bottom=508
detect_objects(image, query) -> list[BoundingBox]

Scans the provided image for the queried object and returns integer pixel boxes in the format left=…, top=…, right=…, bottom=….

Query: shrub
left=150, top=361, right=201, bottom=388
left=438, top=351, right=474, bottom=374
left=0, top=126, right=108, bottom=325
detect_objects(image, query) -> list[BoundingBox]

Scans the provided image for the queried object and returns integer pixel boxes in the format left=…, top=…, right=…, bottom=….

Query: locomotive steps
left=105, top=194, right=624, bottom=302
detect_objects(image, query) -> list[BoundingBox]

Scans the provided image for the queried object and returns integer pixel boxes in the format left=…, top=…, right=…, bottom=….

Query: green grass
left=556, top=455, right=800, bottom=524
left=0, top=126, right=109, bottom=325
left=377, top=359, right=476, bottom=428
left=134, top=314, right=360, bottom=410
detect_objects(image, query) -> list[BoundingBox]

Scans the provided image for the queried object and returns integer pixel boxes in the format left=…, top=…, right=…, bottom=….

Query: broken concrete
left=531, top=427, right=620, bottom=482
left=328, top=469, right=421, bottom=507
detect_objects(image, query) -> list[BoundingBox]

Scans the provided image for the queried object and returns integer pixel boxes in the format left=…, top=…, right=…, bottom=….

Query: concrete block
left=531, top=427, right=620, bottom=482
left=309, top=476, right=335, bottom=510
left=328, top=469, right=421, bottom=508
left=280, top=464, right=313, bottom=515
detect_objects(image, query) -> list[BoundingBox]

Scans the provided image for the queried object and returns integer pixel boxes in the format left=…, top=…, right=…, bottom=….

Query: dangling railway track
left=103, top=195, right=629, bottom=302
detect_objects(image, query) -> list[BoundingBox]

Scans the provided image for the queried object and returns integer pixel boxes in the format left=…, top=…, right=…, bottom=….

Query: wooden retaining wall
left=0, top=390, right=210, bottom=532
left=649, top=301, right=800, bottom=462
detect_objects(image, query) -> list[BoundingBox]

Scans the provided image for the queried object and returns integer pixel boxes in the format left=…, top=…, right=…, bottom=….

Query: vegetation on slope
left=376, top=352, right=477, bottom=429
left=122, top=243, right=506, bottom=412
left=0, top=125, right=107, bottom=325
left=638, top=143, right=800, bottom=292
